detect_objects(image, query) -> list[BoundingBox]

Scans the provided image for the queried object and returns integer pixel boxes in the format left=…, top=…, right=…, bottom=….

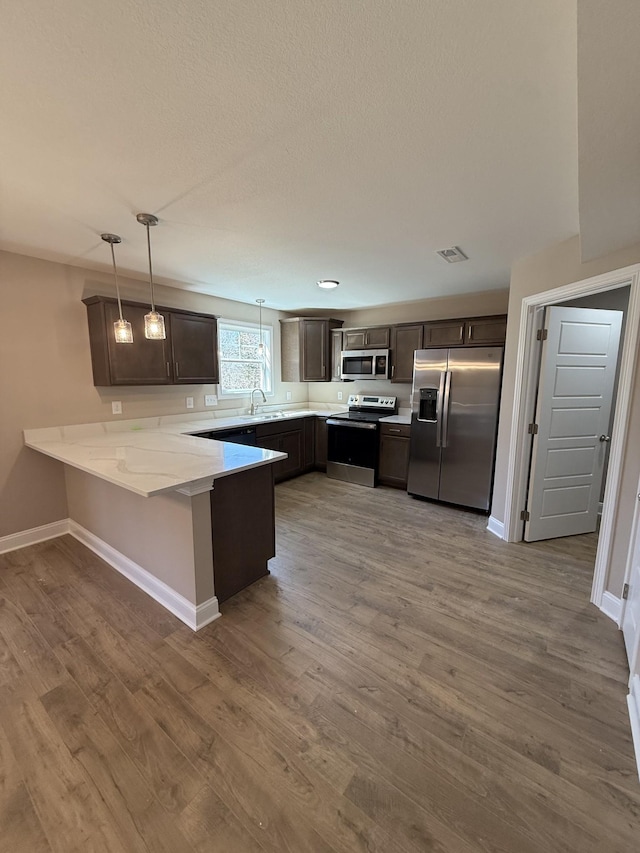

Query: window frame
left=217, top=318, right=274, bottom=398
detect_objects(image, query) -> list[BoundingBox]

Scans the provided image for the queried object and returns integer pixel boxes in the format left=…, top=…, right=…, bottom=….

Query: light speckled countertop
left=24, top=408, right=343, bottom=498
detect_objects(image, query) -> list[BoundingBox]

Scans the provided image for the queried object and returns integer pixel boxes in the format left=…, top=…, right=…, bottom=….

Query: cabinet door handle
left=166, top=361, right=171, bottom=377
left=388, top=428, right=401, bottom=433
left=391, top=365, right=395, bottom=378
left=175, top=362, right=179, bottom=378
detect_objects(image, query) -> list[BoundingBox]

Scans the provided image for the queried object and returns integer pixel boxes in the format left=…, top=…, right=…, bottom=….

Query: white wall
left=491, top=236, right=640, bottom=594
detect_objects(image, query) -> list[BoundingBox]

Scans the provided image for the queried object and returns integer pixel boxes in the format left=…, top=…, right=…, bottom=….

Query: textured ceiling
left=0, top=0, right=578, bottom=310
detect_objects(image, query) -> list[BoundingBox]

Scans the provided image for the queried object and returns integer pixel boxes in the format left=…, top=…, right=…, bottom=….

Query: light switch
left=112, top=401, right=122, bottom=415
left=205, top=394, right=217, bottom=406
left=186, top=396, right=194, bottom=409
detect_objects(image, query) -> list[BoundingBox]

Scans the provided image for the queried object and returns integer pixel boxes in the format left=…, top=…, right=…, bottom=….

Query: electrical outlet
left=186, top=396, right=194, bottom=409
left=205, top=394, right=217, bottom=406
left=286, top=391, right=292, bottom=401
left=337, top=391, right=343, bottom=401
left=112, top=401, right=122, bottom=415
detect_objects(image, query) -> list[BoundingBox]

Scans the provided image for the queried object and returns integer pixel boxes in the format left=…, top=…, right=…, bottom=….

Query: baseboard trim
left=600, top=590, right=622, bottom=626
left=0, top=519, right=71, bottom=554
left=68, top=520, right=220, bottom=631
left=487, top=516, right=505, bottom=539
left=627, top=676, right=640, bottom=781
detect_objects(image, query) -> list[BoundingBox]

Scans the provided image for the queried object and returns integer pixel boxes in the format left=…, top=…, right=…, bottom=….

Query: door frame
left=501, top=263, right=640, bottom=618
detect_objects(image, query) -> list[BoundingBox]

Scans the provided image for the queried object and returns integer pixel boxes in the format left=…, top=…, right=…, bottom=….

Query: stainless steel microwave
left=340, top=349, right=390, bottom=381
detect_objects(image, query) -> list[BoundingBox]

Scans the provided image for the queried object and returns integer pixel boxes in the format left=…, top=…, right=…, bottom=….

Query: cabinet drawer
left=380, top=422, right=411, bottom=438
left=255, top=417, right=304, bottom=437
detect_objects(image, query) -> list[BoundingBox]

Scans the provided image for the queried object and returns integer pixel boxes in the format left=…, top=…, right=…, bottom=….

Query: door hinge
left=520, top=510, right=530, bottom=522
left=537, top=328, right=548, bottom=341
left=623, top=583, right=630, bottom=600
left=528, top=423, right=539, bottom=435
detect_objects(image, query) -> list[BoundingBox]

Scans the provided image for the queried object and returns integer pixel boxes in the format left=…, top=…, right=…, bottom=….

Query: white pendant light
left=256, top=298, right=265, bottom=357
left=101, top=233, right=133, bottom=343
left=317, top=280, right=339, bottom=289
left=136, top=213, right=166, bottom=340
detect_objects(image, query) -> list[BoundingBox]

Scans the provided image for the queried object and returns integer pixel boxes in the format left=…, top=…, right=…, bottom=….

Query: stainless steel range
left=326, top=394, right=397, bottom=487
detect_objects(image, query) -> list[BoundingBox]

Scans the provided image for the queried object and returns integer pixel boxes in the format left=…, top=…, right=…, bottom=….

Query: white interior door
left=524, top=306, right=623, bottom=542
left=623, top=492, right=640, bottom=666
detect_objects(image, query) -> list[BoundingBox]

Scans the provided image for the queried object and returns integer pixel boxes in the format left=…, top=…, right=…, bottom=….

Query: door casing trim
left=500, top=264, right=640, bottom=613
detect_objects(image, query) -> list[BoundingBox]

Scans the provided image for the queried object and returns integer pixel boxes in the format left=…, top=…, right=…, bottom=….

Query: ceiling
left=0, top=0, right=578, bottom=310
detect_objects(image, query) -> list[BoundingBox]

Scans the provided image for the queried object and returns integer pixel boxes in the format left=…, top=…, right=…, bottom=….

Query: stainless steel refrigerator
left=407, top=347, right=503, bottom=511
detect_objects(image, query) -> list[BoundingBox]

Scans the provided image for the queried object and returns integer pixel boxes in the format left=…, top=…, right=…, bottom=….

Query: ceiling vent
left=436, top=246, right=468, bottom=263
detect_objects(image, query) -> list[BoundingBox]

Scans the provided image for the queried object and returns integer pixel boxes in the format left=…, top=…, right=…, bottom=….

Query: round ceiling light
left=317, top=280, right=339, bottom=289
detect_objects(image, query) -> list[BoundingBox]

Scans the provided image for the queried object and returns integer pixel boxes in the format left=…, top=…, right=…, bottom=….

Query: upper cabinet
left=83, top=296, right=218, bottom=386
left=343, top=326, right=391, bottom=350
left=389, top=315, right=507, bottom=384
left=464, top=315, right=508, bottom=346
left=390, top=324, right=423, bottom=384
left=168, top=312, right=218, bottom=384
left=280, top=317, right=343, bottom=382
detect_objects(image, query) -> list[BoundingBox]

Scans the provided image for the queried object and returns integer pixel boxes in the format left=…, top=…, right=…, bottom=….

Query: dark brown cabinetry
left=314, top=417, right=328, bottom=469
left=280, top=318, right=343, bottom=382
left=210, top=464, right=275, bottom=603
left=255, top=417, right=315, bottom=483
left=343, top=326, right=390, bottom=350
left=423, top=319, right=466, bottom=348
left=168, top=312, right=218, bottom=384
left=83, top=296, right=218, bottom=387
left=390, top=324, right=423, bottom=384
left=378, top=422, right=411, bottom=488
left=331, top=329, right=343, bottom=381
left=465, top=315, right=508, bottom=345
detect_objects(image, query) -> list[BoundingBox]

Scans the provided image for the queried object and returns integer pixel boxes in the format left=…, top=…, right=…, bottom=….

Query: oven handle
left=326, top=419, right=378, bottom=430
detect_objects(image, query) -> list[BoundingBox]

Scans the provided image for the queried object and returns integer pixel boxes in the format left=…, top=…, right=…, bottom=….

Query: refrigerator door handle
left=436, top=371, right=446, bottom=447
left=441, top=370, right=452, bottom=448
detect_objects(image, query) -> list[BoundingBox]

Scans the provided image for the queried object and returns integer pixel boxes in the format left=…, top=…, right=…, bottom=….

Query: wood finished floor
left=1, top=472, right=638, bottom=852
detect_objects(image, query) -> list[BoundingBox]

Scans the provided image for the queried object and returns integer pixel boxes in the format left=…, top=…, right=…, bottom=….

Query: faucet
left=250, top=388, right=267, bottom=415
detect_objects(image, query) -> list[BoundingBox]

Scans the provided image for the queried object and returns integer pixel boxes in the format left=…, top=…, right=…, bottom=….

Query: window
left=217, top=319, right=273, bottom=397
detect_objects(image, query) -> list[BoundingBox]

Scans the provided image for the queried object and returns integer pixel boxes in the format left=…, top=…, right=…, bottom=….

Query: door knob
left=599, top=435, right=611, bottom=442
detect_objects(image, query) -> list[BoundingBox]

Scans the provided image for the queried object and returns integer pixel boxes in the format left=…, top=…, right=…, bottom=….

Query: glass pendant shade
left=136, top=212, right=166, bottom=340
left=101, top=232, right=133, bottom=344
left=144, top=310, right=166, bottom=340
left=114, top=318, right=133, bottom=343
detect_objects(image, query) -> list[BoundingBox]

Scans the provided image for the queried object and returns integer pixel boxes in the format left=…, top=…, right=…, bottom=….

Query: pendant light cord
left=109, top=241, right=125, bottom=322
left=145, top=223, right=156, bottom=311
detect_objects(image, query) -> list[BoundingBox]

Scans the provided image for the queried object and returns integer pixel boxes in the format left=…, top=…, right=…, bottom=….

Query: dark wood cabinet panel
left=84, top=296, right=218, bottom=386
left=465, top=315, right=508, bottom=345
left=280, top=318, right=343, bottom=382
left=210, top=464, right=275, bottom=603
left=314, top=417, right=328, bottom=469
left=303, top=418, right=315, bottom=470
left=390, top=324, right=423, bottom=384
left=169, top=313, right=218, bottom=384
left=87, top=299, right=171, bottom=386
left=343, top=326, right=390, bottom=350
left=255, top=418, right=305, bottom=482
left=301, top=320, right=328, bottom=382
left=423, top=320, right=465, bottom=348
left=331, top=329, right=343, bottom=381
left=379, top=423, right=411, bottom=488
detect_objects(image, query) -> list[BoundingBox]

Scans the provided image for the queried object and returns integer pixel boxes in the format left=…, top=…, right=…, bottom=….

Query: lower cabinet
left=314, top=417, right=328, bottom=470
left=378, top=422, right=411, bottom=488
left=210, top=464, right=275, bottom=603
left=255, top=418, right=315, bottom=483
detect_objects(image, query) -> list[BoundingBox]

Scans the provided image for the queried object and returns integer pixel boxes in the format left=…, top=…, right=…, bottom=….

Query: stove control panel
left=347, top=395, right=397, bottom=410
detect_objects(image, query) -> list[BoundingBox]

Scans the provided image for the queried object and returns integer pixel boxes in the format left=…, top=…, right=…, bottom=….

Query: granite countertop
left=24, top=408, right=344, bottom=499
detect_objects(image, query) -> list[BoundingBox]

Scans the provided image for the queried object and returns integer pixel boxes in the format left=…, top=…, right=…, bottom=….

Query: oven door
left=326, top=420, right=379, bottom=487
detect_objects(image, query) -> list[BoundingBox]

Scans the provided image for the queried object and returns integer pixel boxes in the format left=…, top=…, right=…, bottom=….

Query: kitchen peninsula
left=23, top=413, right=303, bottom=630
